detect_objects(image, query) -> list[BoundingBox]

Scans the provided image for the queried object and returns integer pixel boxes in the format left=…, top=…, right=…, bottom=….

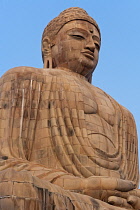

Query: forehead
left=57, top=20, right=100, bottom=37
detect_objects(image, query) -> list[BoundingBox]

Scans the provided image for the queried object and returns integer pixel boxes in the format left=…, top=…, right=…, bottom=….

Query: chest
left=80, top=84, right=117, bottom=127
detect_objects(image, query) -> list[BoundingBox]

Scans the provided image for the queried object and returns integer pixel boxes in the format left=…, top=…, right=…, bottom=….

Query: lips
left=81, top=50, right=94, bottom=60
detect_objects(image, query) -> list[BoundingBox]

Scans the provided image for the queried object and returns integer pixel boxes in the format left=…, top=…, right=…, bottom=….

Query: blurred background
left=0, top=0, right=140, bottom=166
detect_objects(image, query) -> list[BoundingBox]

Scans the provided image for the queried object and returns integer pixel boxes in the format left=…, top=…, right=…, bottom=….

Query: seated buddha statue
left=0, top=7, right=139, bottom=210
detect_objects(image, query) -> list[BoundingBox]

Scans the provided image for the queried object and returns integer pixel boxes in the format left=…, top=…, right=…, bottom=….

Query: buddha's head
left=42, top=7, right=101, bottom=82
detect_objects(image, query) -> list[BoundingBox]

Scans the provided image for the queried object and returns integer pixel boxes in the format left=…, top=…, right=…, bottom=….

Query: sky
left=0, top=1, right=140, bottom=163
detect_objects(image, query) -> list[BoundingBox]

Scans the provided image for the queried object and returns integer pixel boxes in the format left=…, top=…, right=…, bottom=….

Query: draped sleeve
left=120, top=105, right=139, bottom=186
left=0, top=66, right=70, bottom=181
left=105, top=93, right=139, bottom=187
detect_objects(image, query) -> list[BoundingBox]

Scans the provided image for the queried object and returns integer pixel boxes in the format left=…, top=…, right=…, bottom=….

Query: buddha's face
left=51, top=20, right=100, bottom=77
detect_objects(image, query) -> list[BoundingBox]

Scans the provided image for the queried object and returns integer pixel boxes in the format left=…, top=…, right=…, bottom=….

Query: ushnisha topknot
left=42, top=7, right=101, bottom=47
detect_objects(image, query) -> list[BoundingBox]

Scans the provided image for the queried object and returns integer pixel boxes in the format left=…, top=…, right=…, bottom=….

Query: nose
left=85, top=39, right=95, bottom=52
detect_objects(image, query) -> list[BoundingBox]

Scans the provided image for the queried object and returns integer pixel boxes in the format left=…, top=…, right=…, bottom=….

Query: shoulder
left=119, top=104, right=136, bottom=122
left=93, top=86, right=135, bottom=119
left=0, top=67, right=58, bottom=83
left=0, top=67, right=79, bottom=89
left=1, top=67, right=73, bottom=80
left=1, top=66, right=46, bottom=78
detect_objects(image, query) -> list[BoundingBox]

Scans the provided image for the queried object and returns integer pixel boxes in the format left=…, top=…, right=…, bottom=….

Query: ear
left=42, top=37, right=51, bottom=52
left=42, top=37, right=53, bottom=68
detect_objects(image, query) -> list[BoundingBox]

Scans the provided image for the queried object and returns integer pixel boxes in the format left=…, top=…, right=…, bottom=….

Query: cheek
left=52, top=44, right=66, bottom=64
left=52, top=39, right=86, bottom=66
left=59, top=39, right=85, bottom=52
left=67, top=50, right=82, bottom=62
left=52, top=45, right=59, bottom=57
left=65, top=40, right=86, bottom=61
left=69, top=40, right=86, bottom=51
left=94, top=50, right=99, bottom=61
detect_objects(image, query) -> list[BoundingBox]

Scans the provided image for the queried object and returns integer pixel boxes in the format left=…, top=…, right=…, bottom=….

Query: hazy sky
left=0, top=1, right=140, bottom=162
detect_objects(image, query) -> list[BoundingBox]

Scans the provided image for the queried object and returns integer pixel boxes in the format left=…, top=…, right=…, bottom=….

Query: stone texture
left=0, top=7, right=139, bottom=210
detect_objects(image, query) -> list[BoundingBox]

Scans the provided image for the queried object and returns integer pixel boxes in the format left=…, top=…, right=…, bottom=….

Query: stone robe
left=0, top=67, right=139, bottom=209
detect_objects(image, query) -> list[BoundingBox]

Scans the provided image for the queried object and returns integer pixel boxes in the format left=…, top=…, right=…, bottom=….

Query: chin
left=82, top=56, right=96, bottom=67
left=80, top=61, right=95, bottom=73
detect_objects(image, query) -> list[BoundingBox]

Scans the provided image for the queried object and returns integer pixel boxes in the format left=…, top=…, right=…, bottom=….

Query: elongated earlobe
left=44, top=56, right=52, bottom=68
left=42, top=37, right=53, bottom=68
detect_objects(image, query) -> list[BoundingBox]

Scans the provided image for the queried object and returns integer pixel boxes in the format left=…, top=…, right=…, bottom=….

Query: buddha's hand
left=83, top=176, right=136, bottom=192
left=83, top=176, right=139, bottom=209
left=53, top=175, right=139, bottom=208
left=53, top=175, right=135, bottom=192
left=108, top=189, right=140, bottom=210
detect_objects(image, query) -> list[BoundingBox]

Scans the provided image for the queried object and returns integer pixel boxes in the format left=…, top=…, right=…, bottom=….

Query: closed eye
left=70, top=34, right=85, bottom=40
left=95, top=43, right=100, bottom=51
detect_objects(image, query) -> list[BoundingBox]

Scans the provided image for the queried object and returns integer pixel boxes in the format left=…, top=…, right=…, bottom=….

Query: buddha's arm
left=104, top=102, right=140, bottom=209
left=0, top=67, right=85, bottom=188
left=0, top=67, right=73, bottom=183
left=52, top=174, right=140, bottom=209
left=122, top=106, right=139, bottom=187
